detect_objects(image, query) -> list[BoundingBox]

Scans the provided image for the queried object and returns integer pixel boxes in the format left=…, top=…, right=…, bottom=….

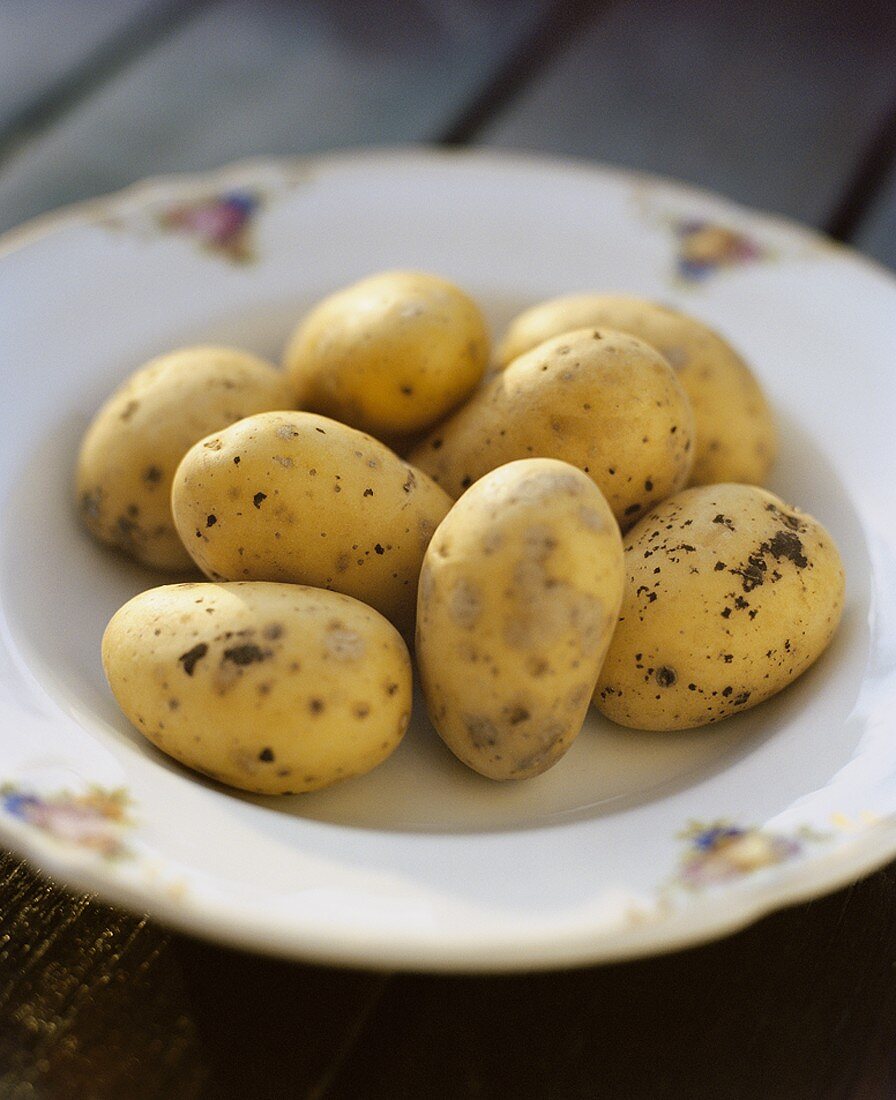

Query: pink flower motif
left=673, top=219, right=768, bottom=282
left=2, top=785, right=132, bottom=859
left=157, top=191, right=259, bottom=263
left=676, top=821, right=802, bottom=888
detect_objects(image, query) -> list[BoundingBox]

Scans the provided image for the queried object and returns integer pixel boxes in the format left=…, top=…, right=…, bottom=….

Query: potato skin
left=102, top=582, right=412, bottom=794
left=409, top=328, right=695, bottom=530
left=416, top=459, right=624, bottom=780
left=497, top=293, right=776, bottom=486
left=594, top=484, right=845, bottom=730
left=171, top=411, right=452, bottom=633
left=76, top=346, right=292, bottom=571
left=284, top=271, right=489, bottom=437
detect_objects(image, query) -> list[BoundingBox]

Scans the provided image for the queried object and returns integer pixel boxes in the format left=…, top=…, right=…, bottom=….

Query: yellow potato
left=594, top=484, right=844, bottom=730
left=102, top=582, right=412, bottom=794
left=76, top=346, right=292, bottom=571
left=496, top=294, right=776, bottom=486
left=284, top=270, right=489, bottom=437
left=417, top=459, right=624, bottom=779
left=409, top=328, right=695, bottom=530
left=171, top=411, right=452, bottom=633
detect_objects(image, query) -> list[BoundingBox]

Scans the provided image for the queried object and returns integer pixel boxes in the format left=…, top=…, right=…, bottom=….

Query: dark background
left=2, top=2, right=896, bottom=1096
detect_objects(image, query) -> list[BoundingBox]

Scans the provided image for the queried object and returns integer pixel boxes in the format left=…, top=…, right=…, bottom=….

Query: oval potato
left=417, top=459, right=625, bottom=779
left=496, top=293, right=776, bottom=486
left=594, top=484, right=844, bottom=730
left=171, top=410, right=452, bottom=632
left=76, top=346, right=292, bottom=571
left=409, top=328, right=695, bottom=529
left=284, top=270, right=489, bottom=437
left=102, top=582, right=412, bottom=794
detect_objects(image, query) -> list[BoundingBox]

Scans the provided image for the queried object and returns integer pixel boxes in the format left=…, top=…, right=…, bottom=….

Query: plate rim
left=1, top=144, right=895, bottom=971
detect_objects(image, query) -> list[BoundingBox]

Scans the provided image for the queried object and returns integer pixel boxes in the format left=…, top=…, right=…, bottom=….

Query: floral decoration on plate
left=1, top=783, right=133, bottom=860
left=671, top=219, right=771, bottom=283
left=674, top=820, right=825, bottom=889
left=156, top=190, right=261, bottom=263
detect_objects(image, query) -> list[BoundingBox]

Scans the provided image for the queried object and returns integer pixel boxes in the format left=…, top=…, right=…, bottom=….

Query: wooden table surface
left=2, top=2, right=896, bottom=1096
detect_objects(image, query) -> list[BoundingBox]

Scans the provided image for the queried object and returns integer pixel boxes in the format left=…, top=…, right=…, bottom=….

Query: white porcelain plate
left=1, top=149, right=895, bottom=970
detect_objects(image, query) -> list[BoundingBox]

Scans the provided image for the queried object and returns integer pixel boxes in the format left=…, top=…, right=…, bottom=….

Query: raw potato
left=284, top=270, right=489, bottom=437
left=171, top=410, right=452, bottom=633
left=102, top=582, right=412, bottom=794
left=76, top=346, right=293, bottom=571
left=409, top=328, right=695, bottom=530
left=594, top=484, right=844, bottom=730
left=417, top=459, right=625, bottom=779
left=497, top=293, right=776, bottom=486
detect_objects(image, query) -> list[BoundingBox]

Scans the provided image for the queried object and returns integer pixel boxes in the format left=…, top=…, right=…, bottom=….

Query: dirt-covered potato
left=594, top=484, right=844, bottom=730
left=417, top=459, right=624, bottom=779
left=496, top=293, right=776, bottom=486
left=102, top=582, right=412, bottom=794
left=171, top=410, right=452, bottom=633
left=76, top=346, right=292, bottom=571
left=283, top=270, right=489, bottom=438
left=409, top=328, right=695, bottom=530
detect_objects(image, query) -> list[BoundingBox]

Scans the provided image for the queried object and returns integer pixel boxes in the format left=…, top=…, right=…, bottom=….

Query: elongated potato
left=496, top=294, right=776, bottom=486
left=594, top=484, right=845, bottom=730
left=76, top=346, right=293, bottom=570
left=171, top=411, right=452, bottom=632
left=409, top=328, right=695, bottom=529
left=417, top=459, right=625, bottom=779
left=103, top=582, right=412, bottom=794
left=284, top=270, right=489, bottom=437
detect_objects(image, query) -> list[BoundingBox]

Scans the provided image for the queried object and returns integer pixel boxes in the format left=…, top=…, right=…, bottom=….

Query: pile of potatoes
left=79, top=271, right=845, bottom=796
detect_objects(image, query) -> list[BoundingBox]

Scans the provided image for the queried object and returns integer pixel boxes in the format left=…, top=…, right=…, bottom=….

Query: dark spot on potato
left=168, top=698, right=179, bottom=710
left=722, top=686, right=733, bottom=697
left=625, top=503, right=641, bottom=516
left=309, top=698, right=324, bottom=714
left=143, top=465, right=162, bottom=484
left=507, top=706, right=530, bottom=725
left=400, top=385, right=414, bottom=396
left=402, top=469, right=417, bottom=493
left=233, top=456, right=240, bottom=465
left=713, top=514, right=735, bottom=531
left=253, top=492, right=267, bottom=508
left=206, top=514, right=217, bottom=528
left=721, top=607, right=732, bottom=618
left=259, top=747, right=275, bottom=762
left=385, top=682, right=399, bottom=696
left=465, top=715, right=499, bottom=749
left=767, top=530, right=808, bottom=568
left=119, top=399, right=139, bottom=421
left=363, top=488, right=374, bottom=497
left=644, top=479, right=654, bottom=492
left=714, top=561, right=726, bottom=571
left=263, top=623, right=284, bottom=640
left=431, top=438, right=443, bottom=450
left=223, top=644, right=267, bottom=665
left=354, top=703, right=371, bottom=718
left=178, top=643, right=208, bottom=676
left=655, top=666, right=677, bottom=687
left=374, top=543, right=385, bottom=555
left=733, top=691, right=751, bottom=706
left=460, top=476, right=472, bottom=490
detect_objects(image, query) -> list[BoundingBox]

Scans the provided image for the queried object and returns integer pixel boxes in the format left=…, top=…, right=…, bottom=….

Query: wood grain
left=0, top=0, right=551, bottom=234
left=479, top=0, right=896, bottom=226
left=0, top=853, right=207, bottom=1098
left=0, top=0, right=169, bottom=135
